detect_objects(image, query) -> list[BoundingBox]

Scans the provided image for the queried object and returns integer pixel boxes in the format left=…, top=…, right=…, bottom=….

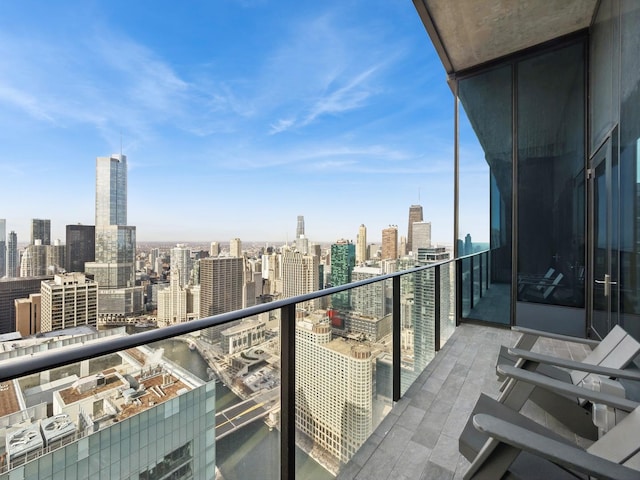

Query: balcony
left=0, top=250, right=528, bottom=479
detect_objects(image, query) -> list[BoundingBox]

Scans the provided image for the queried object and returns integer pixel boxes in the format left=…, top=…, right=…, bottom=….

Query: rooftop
left=338, top=322, right=591, bottom=479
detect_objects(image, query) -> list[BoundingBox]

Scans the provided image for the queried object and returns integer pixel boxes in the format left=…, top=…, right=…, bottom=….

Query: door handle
left=595, top=274, right=617, bottom=297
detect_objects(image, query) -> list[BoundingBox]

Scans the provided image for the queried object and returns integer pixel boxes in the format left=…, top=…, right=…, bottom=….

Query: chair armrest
left=507, top=348, right=640, bottom=381
left=497, top=365, right=640, bottom=411
left=468, top=413, right=639, bottom=480
left=512, top=326, right=600, bottom=348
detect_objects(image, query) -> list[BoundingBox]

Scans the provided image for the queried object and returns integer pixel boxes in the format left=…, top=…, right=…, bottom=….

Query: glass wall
left=516, top=43, right=586, bottom=309
left=458, top=65, right=512, bottom=325
left=619, top=0, right=640, bottom=338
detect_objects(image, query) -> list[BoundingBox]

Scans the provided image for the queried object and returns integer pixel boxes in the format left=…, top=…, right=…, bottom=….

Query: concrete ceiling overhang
left=413, top=0, right=598, bottom=75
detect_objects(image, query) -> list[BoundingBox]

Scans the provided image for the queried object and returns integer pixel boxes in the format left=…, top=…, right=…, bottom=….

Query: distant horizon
left=0, top=1, right=489, bottom=246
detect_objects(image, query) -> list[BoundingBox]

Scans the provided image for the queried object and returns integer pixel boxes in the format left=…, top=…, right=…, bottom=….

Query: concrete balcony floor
left=337, top=322, right=592, bottom=480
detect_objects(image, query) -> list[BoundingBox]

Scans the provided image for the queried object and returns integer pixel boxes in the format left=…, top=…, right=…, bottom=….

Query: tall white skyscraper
left=85, top=154, right=143, bottom=321
left=296, top=215, right=305, bottom=238
left=0, top=219, right=6, bottom=278
left=209, top=241, right=220, bottom=257
left=171, top=244, right=192, bottom=287
left=282, top=250, right=318, bottom=311
left=356, top=224, right=367, bottom=264
left=230, top=238, right=242, bottom=258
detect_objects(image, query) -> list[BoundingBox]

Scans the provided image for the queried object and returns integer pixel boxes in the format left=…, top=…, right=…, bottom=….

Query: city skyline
left=0, top=1, right=490, bottom=244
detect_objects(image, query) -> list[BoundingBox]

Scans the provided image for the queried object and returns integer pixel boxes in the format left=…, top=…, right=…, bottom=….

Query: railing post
left=280, top=303, right=296, bottom=480
left=479, top=252, right=483, bottom=298
left=469, top=255, right=475, bottom=309
left=456, top=259, right=462, bottom=326
left=392, top=276, right=401, bottom=402
left=434, top=265, right=441, bottom=352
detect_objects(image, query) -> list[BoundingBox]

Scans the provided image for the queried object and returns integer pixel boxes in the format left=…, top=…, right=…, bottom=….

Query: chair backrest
left=571, top=325, right=640, bottom=387
left=587, top=406, right=640, bottom=469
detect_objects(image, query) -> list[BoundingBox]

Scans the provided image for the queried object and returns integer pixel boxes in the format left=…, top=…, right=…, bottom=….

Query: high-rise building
left=296, top=215, right=305, bottom=238
left=209, top=241, right=220, bottom=257
left=7, top=231, right=19, bottom=278
left=406, top=204, right=423, bottom=254
left=40, top=273, right=98, bottom=332
left=157, top=269, right=188, bottom=326
left=464, top=233, right=473, bottom=256
left=14, top=293, right=41, bottom=336
left=352, top=266, right=385, bottom=318
left=381, top=226, right=398, bottom=260
left=20, top=240, right=47, bottom=277
left=295, top=315, right=372, bottom=465
left=356, top=224, right=367, bottom=264
left=66, top=224, right=95, bottom=273
left=0, top=219, right=6, bottom=278
left=30, top=218, right=51, bottom=246
left=282, top=250, right=319, bottom=311
left=0, top=276, right=52, bottom=334
left=171, top=244, right=192, bottom=287
left=330, top=240, right=355, bottom=310
left=199, top=256, right=244, bottom=342
left=230, top=238, right=242, bottom=258
left=46, top=239, right=66, bottom=274
left=413, top=247, right=450, bottom=372
left=412, top=221, right=432, bottom=252
left=85, top=154, right=143, bottom=321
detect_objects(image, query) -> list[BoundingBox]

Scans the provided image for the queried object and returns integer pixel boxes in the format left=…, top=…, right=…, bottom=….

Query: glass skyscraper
left=0, top=219, right=5, bottom=278
left=85, top=154, right=143, bottom=321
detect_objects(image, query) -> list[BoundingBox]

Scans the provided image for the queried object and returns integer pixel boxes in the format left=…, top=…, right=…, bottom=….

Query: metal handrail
left=0, top=255, right=462, bottom=383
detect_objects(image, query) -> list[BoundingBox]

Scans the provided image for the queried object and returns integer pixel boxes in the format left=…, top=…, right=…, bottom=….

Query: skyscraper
left=66, top=224, right=95, bottom=273
left=171, top=244, right=192, bottom=287
left=30, top=218, right=51, bottom=246
left=230, top=238, right=242, bottom=258
left=381, top=226, right=398, bottom=260
left=356, top=224, right=367, bottom=264
left=7, top=231, right=19, bottom=278
left=85, top=154, right=143, bottom=321
left=464, top=233, right=473, bottom=256
left=40, top=273, right=98, bottom=332
left=199, top=256, right=244, bottom=341
left=209, top=241, right=220, bottom=257
left=412, top=221, right=432, bottom=251
left=282, top=250, right=319, bottom=311
left=20, top=240, right=47, bottom=277
left=296, top=215, right=305, bottom=238
left=330, top=240, right=355, bottom=310
left=0, top=219, right=5, bottom=278
left=406, top=204, right=423, bottom=254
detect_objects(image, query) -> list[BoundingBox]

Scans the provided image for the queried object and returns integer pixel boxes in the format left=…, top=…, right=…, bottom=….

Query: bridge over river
left=215, top=388, right=279, bottom=440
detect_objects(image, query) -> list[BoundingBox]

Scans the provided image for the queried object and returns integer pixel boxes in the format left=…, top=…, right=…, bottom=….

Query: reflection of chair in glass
left=464, top=404, right=640, bottom=479
left=518, top=268, right=564, bottom=301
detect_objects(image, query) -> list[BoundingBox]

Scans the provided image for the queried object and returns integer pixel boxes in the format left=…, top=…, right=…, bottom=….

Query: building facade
left=406, top=204, right=423, bottom=254
left=381, top=226, right=398, bottom=260
left=199, top=256, right=244, bottom=341
left=295, top=316, right=372, bottom=465
left=282, top=250, right=318, bottom=311
left=356, top=224, right=367, bottom=264
left=40, top=273, right=98, bottom=332
left=30, top=218, right=51, bottom=246
left=65, top=224, right=95, bottom=273
left=330, top=240, right=356, bottom=310
left=0, top=219, right=5, bottom=278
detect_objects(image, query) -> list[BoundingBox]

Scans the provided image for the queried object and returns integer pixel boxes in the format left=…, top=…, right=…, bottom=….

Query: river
left=150, top=338, right=333, bottom=480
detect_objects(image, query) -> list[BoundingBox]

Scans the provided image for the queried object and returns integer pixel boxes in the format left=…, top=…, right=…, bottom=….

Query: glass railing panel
left=187, top=312, right=281, bottom=480
left=401, top=268, right=437, bottom=395
left=294, top=281, right=392, bottom=477
left=1, top=326, right=217, bottom=479
left=461, top=257, right=471, bottom=318
left=473, top=256, right=481, bottom=307
left=439, top=262, right=456, bottom=348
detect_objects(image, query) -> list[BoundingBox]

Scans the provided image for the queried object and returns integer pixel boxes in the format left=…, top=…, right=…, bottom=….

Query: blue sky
left=0, top=0, right=488, bottom=245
